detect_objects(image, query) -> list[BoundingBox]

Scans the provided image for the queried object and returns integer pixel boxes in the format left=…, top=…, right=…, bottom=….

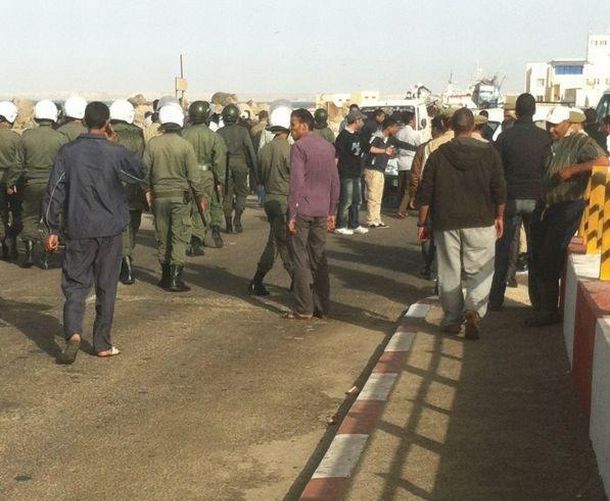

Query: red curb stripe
left=337, top=401, right=386, bottom=435
left=299, top=477, right=348, bottom=501
left=373, top=352, right=408, bottom=373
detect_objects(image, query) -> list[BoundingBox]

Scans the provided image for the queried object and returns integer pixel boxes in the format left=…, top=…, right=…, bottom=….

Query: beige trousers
left=364, top=169, right=385, bottom=226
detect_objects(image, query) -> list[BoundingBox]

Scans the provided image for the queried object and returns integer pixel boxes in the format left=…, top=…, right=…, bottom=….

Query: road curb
left=298, top=296, right=439, bottom=501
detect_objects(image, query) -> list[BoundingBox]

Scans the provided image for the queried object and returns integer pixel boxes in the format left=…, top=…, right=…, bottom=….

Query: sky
left=2, top=0, right=609, bottom=100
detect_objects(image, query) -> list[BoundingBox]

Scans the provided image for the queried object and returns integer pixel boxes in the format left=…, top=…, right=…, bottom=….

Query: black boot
left=40, top=251, right=50, bottom=270
left=158, top=263, right=171, bottom=289
left=248, top=272, right=270, bottom=296
left=168, top=265, right=191, bottom=292
left=7, top=235, right=18, bottom=260
left=120, top=257, right=135, bottom=285
left=212, top=225, right=224, bottom=248
left=23, top=241, right=34, bottom=268
left=233, top=210, right=243, bottom=233
left=1, top=239, right=9, bottom=260
left=225, top=215, right=233, bottom=234
left=189, top=237, right=205, bottom=257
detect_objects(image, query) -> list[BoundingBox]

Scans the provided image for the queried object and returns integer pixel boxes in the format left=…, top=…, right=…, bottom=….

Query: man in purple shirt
left=286, top=109, right=340, bottom=319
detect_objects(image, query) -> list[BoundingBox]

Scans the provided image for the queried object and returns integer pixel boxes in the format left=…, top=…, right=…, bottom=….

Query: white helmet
left=64, top=95, right=87, bottom=119
left=159, top=104, right=184, bottom=127
left=35, top=100, right=59, bottom=122
left=268, top=105, right=292, bottom=132
left=110, top=99, right=135, bottom=124
left=0, top=101, right=18, bottom=124
left=157, top=95, right=180, bottom=111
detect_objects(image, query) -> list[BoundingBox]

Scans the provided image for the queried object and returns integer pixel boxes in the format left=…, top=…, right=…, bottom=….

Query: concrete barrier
left=563, top=243, right=610, bottom=493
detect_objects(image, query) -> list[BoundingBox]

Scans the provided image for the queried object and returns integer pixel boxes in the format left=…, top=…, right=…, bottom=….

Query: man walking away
left=42, top=102, right=147, bottom=364
left=249, top=105, right=294, bottom=296
left=110, top=99, right=146, bottom=285
left=334, top=108, right=368, bottom=235
left=7, top=100, right=67, bottom=269
left=144, top=105, right=207, bottom=293
left=286, top=109, right=339, bottom=320
left=417, top=108, right=506, bottom=339
left=527, top=106, right=609, bottom=326
left=489, top=93, right=551, bottom=310
left=396, top=111, right=421, bottom=217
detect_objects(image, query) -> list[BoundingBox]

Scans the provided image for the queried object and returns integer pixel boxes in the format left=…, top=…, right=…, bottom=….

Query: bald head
left=453, top=108, right=475, bottom=136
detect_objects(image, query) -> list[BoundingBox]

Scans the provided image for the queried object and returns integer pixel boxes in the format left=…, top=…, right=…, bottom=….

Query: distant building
left=525, top=34, right=610, bottom=107
left=315, top=91, right=379, bottom=109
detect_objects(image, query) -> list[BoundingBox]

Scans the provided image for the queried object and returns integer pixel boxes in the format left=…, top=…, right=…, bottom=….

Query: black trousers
left=529, top=199, right=585, bottom=313
left=62, top=234, right=122, bottom=352
left=289, top=216, right=330, bottom=316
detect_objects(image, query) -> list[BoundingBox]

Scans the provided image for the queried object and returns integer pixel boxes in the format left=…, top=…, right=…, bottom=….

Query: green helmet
left=314, top=108, right=328, bottom=127
left=221, top=104, right=240, bottom=124
left=189, top=101, right=211, bottom=123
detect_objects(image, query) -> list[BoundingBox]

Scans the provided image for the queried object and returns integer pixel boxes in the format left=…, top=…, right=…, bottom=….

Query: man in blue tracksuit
left=42, top=102, right=147, bottom=364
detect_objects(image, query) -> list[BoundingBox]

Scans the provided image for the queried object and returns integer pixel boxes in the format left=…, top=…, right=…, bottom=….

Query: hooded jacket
left=417, top=137, right=506, bottom=231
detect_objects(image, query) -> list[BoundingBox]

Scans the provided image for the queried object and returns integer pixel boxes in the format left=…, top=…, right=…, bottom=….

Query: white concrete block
left=405, top=303, right=430, bottom=318
left=385, top=332, right=415, bottom=352
left=357, top=373, right=398, bottom=401
left=312, top=434, right=369, bottom=478
left=591, top=317, right=610, bottom=494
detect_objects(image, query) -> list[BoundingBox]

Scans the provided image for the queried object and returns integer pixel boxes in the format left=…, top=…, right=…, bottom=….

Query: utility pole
left=175, top=53, right=188, bottom=107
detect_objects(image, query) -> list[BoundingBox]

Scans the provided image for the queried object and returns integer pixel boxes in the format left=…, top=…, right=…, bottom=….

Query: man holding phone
left=42, top=102, right=147, bottom=364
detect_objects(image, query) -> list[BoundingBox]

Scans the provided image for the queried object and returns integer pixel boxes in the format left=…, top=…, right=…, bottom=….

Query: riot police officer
left=110, top=99, right=146, bottom=284
left=57, top=96, right=88, bottom=141
left=183, top=100, right=227, bottom=250
left=313, top=108, right=335, bottom=143
left=0, top=101, right=21, bottom=260
left=217, top=104, right=258, bottom=233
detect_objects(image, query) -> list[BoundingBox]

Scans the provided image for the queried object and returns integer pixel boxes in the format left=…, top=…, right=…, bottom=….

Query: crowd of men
left=0, top=91, right=609, bottom=361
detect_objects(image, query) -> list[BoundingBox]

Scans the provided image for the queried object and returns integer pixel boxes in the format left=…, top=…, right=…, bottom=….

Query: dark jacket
left=493, top=117, right=551, bottom=200
left=42, top=134, right=147, bottom=240
left=335, top=128, right=364, bottom=178
left=417, top=137, right=506, bottom=231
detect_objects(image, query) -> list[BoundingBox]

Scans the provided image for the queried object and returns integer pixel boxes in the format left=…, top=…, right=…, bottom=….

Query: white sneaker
left=353, top=226, right=369, bottom=234
left=335, top=227, right=354, bottom=236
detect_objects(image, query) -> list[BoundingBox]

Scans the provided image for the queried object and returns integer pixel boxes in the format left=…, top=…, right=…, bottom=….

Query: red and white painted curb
left=299, top=297, right=439, bottom=501
left=562, top=242, right=610, bottom=496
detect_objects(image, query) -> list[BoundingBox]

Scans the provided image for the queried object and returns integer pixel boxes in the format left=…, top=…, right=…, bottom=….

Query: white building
left=525, top=34, right=610, bottom=107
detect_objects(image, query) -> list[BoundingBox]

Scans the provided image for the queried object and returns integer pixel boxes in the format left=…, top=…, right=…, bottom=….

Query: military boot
left=212, top=225, right=224, bottom=248
left=189, top=237, right=205, bottom=257
left=120, top=257, right=135, bottom=285
left=158, top=263, right=171, bottom=289
left=225, top=215, right=233, bottom=234
left=1, top=239, right=9, bottom=260
left=7, top=235, right=18, bottom=260
left=168, top=265, right=191, bottom=292
left=23, top=241, right=34, bottom=268
left=234, top=210, right=244, bottom=233
left=248, top=271, right=270, bottom=296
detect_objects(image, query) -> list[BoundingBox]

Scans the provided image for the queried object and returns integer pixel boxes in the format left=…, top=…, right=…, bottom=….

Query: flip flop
left=96, top=346, right=121, bottom=358
left=59, top=339, right=81, bottom=365
left=283, top=311, right=313, bottom=320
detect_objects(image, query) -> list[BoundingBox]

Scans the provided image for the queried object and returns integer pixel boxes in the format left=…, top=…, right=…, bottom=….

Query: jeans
left=489, top=199, right=536, bottom=307
left=337, top=177, right=362, bottom=228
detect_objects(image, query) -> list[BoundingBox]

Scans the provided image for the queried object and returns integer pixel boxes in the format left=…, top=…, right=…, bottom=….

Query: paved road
left=0, top=201, right=429, bottom=501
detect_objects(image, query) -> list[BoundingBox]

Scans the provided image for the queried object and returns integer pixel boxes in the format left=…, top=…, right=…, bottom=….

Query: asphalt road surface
left=0, top=200, right=430, bottom=501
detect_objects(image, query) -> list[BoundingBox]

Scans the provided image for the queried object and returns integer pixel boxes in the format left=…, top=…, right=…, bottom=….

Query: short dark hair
left=382, top=117, right=398, bottom=130
left=349, top=104, right=359, bottom=111
left=374, top=108, right=385, bottom=119
left=84, top=102, right=110, bottom=129
left=479, top=110, right=489, bottom=118
left=584, top=108, right=598, bottom=125
left=431, top=115, right=445, bottom=132
left=515, top=93, right=536, bottom=118
left=291, top=109, right=314, bottom=131
left=402, top=111, right=416, bottom=124
left=453, top=107, right=475, bottom=134
left=603, top=115, right=610, bottom=126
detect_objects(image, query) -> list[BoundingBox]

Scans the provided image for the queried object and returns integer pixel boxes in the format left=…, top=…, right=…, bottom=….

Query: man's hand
left=495, top=217, right=504, bottom=240
left=44, top=234, right=60, bottom=253
left=105, top=123, right=118, bottom=143
left=557, top=166, right=576, bottom=182
left=145, top=191, right=154, bottom=208
left=417, top=225, right=431, bottom=242
left=6, top=185, right=15, bottom=195
left=385, top=147, right=396, bottom=158
left=287, top=218, right=297, bottom=236
left=199, top=198, right=208, bottom=214
left=326, top=215, right=336, bottom=233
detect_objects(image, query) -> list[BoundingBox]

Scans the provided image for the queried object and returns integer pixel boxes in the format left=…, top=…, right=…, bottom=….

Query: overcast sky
left=2, top=0, right=609, bottom=99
